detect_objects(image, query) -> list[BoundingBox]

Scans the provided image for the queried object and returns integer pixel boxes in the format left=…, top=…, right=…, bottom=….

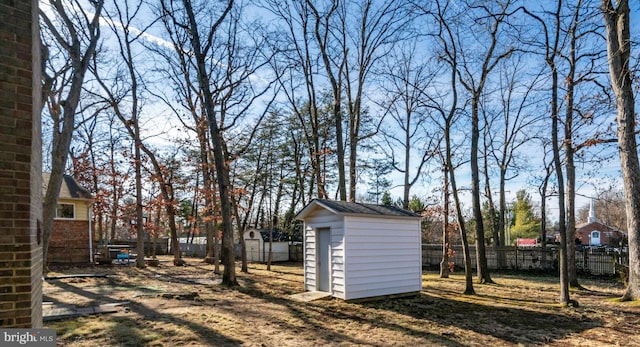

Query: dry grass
left=44, top=256, right=640, bottom=346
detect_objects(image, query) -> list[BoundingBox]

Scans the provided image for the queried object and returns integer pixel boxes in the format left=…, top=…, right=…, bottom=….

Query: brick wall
left=49, top=220, right=94, bottom=264
left=0, top=0, right=42, bottom=328
left=577, top=222, right=625, bottom=247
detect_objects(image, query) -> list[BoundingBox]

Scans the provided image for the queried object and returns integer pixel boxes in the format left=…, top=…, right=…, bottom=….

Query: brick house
left=0, top=0, right=43, bottom=327
left=576, top=201, right=627, bottom=247
left=43, top=173, right=95, bottom=263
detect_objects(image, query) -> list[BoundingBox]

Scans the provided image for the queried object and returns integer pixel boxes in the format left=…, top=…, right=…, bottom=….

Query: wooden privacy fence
left=289, top=243, right=303, bottom=261
left=422, top=244, right=628, bottom=275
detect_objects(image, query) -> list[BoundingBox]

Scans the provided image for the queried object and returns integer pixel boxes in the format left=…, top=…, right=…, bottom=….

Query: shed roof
left=246, top=228, right=291, bottom=242
left=295, top=199, right=421, bottom=220
left=42, top=173, right=92, bottom=200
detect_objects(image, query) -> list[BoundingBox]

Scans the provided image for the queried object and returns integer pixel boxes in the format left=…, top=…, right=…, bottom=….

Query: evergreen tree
left=510, top=190, right=541, bottom=242
left=381, top=191, right=393, bottom=206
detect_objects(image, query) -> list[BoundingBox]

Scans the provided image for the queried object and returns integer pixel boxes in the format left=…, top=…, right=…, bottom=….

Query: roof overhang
left=295, top=199, right=422, bottom=221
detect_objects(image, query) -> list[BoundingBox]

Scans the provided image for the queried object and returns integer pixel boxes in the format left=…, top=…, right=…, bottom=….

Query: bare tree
left=522, top=1, right=572, bottom=305
left=105, top=116, right=129, bottom=243
left=552, top=0, right=612, bottom=289
left=39, top=0, right=104, bottom=270
left=306, top=0, right=411, bottom=202
left=264, top=1, right=331, bottom=200
left=306, top=0, right=348, bottom=200
left=454, top=0, right=518, bottom=284
left=72, top=107, right=110, bottom=244
left=165, top=0, right=236, bottom=280
left=601, top=0, right=640, bottom=301
left=164, top=0, right=275, bottom=285
left=92, top=0, right=188, bottom=267
left=378, top=43, right=439, bottom=209
left=532, top=139, right=555, bottom=251
left=486, top=58, right=545, bottom=250
left=417, top=0, right=475, bottom=294
left=151, top=9, right=222, bottom=271
left=341, top=0, right=410, bottom=202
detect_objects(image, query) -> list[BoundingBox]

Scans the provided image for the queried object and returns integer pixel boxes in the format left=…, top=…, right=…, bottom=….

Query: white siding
left=304, top=226, right=316, bottom=291
left=302, top=209, right=345, bottom=298
left=343, top=216, right=422, bottom=300
left=243, top=231, right=290, bottom=262
left=268, top=242, right=289, bottom=262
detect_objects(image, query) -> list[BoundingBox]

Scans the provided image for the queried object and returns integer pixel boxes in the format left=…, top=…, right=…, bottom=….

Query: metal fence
left=575, top=248, right=629, bottom=275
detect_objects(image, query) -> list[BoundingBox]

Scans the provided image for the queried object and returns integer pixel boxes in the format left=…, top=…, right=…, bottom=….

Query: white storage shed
left=295, top=199, right=422, bottom=300
left=244, top=228, right=290, bottom=262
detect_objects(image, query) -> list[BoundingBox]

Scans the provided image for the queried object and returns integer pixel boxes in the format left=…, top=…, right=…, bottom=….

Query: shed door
left=317, top=228, right=331, bottom=292
left=246, top=239, right=260, bottom=262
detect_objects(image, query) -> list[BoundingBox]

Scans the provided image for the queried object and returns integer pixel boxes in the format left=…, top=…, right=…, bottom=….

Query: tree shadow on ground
left=45, top=275, right=243, bottom=346
left=360, top=292, right=602, bottom=345
left=236, top=277, right=468, bottom=346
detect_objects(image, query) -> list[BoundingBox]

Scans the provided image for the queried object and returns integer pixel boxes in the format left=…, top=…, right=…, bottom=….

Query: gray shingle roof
left=253, top=228, right=290, bottom=242
left=42, top=173, right=92, bottom=199
left=297, top=199, right=420, bottom=219
left=63, top=175, right=92, bottom=199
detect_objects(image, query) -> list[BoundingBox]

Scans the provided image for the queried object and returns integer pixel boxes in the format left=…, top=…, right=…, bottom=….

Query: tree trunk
left=564, top=7, right=580, bottom=287
left=497, top=174, right=507, bottom=268
left=551, top=62, right=571, bottom=305
left=348, top=137, right=358, bottom=203
left=450, top=157, right=474, bottom=295
left=202, top=149, right=216, bottom=265
left=602, top=0, right=640, bottom=301
left=403, top=118, right=411, bottom=209
left=134, top=133, right=145, bottom=269
left=446, top=115, right=474, bottom=294
left=109, top=134, right=119, bottom=243
left=440, top=161, right=450, bottom=278
left=181, top=0, right=237, bottom=286
left=471, top=96, right=493, bottom=284
left=565, top=142, right=579, bottom=288
left=484, top=154, right=499, bottom=250
left=40, top=0, right=103, bottom=272
left=539, top=173, right=549, bottom=267
left=335, top=101, right=347, bottom=201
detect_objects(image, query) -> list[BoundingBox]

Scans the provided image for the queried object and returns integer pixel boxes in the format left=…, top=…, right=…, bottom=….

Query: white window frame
left=55, top=203, right=76, bottom=220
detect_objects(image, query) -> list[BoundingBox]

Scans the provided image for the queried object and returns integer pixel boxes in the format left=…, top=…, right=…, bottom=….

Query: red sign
left=517, top=238, right=537, bottom=247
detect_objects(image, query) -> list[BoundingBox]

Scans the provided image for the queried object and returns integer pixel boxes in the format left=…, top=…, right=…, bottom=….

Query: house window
left=56, top=203, right=75, bottom=219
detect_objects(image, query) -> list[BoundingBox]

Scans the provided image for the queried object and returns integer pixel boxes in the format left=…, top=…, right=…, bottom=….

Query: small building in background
left=43, top=173, right=94, bottom=264
left=243, top=228, right=291, bottom=262
left=295, top=199, right=422, bottom=300
left=576, top=200, right=626, bottom=247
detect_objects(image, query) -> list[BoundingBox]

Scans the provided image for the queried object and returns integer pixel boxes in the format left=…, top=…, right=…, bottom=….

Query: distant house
left=43, top=173, right=94, bottom=264
left=243, top=228, right=291, bottom=262
left=295, top=199, right=422, bottom=300
left=576, top=201, right=626, bottom=247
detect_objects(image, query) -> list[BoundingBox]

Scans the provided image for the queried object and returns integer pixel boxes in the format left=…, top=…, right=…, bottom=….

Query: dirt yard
left=43, top=256, right=639, bottom=346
